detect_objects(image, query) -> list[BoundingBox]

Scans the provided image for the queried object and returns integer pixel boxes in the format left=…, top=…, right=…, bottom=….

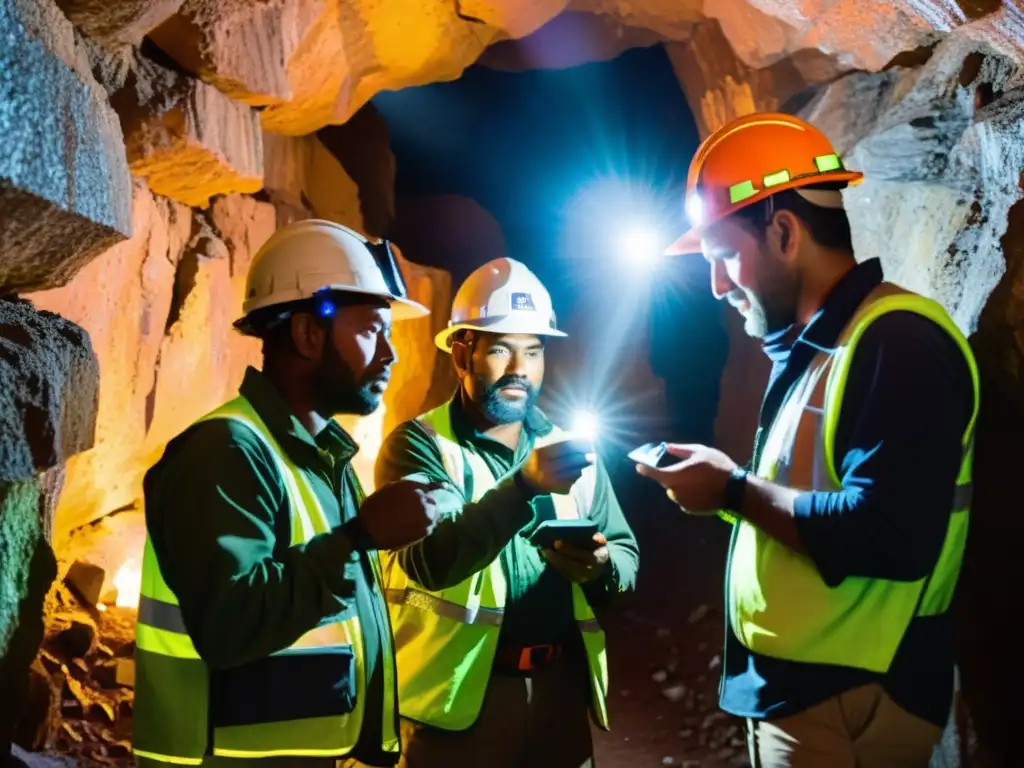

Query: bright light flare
left=113, top=559, right=142, bottom=609
left=571, top=410, right=600, bottom=443
left=618, top=226, right=663, bottom=268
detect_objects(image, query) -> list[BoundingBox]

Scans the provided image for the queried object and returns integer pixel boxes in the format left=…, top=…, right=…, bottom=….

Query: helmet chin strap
left=794, top=188, right=846, bottom=209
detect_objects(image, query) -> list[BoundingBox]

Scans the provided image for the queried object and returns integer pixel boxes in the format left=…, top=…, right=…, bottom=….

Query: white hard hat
left=238, top=219, right=428, bottom=331
left=436, top=257, right=566, bottom=352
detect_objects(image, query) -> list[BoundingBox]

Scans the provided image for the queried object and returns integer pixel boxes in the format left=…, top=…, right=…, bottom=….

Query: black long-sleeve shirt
left=719, top=258, right=975, bottom=728
left=375, top=396, right=639, bottom=648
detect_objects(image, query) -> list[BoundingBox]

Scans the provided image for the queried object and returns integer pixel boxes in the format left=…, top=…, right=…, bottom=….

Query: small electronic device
left=529, top=518, right=600, bottom=550
left=628, top=441, right=674, bottom=469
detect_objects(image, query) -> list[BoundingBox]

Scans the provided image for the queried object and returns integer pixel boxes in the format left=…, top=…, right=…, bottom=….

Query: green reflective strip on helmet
left=763, top=169, right=791, bottom=188
left=814, top=153, right=842, bottom=173
left=729, top=180, right=758, bottom=204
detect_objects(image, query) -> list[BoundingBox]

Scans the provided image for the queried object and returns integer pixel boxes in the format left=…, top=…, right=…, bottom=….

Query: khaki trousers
left=394, top=653, right=595, bottom=768
left=745, top=684, right=943, bottom=768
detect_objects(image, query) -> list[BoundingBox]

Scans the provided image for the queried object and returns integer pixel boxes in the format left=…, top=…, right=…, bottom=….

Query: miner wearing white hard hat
left=375, top=257, right=639, bottom=767
left=133, top=219, right=445, bottom=768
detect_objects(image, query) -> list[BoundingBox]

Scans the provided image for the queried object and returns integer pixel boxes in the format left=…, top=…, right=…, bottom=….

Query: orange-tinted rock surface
left=148, top=0, right=503, bottom=135
left=27, top=184, right=267, bottom=535
left=668, top=19, right=842, bottom=138
left=112, top=56, right=264, bottom=208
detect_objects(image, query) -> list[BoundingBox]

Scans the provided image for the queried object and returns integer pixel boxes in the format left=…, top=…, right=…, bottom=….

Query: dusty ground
left=593, top=459, right=747, bottom=768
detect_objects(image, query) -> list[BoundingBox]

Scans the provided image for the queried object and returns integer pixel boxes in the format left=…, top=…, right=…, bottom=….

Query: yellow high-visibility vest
left=132, top=396, right=399, bottom=765
left=730, top=284, right=979, bottom=671
left=381, top=401, right=610, bottom=731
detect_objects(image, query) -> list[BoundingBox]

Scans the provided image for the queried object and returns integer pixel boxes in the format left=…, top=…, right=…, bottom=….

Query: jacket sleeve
left=144, top=419, right=361, bottom=669
left=792, top=311, right=975, bottom=587
left=374, top=420, right=538, bottom=591
left=578, top=459, right=640, bottom=606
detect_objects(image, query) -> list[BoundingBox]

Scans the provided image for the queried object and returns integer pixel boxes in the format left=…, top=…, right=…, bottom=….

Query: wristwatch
left=723, top=467, right=749, bottom=513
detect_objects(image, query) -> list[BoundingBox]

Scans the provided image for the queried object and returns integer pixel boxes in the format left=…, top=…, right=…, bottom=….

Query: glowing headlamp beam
left=571, top=410, right=600, bottom=443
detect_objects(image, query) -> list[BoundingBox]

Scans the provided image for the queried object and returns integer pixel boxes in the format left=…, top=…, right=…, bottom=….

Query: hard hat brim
left=665, top=170, right=866, bottom=258
left=313, top=283, right=430, bottom=321
left=434, top=317, right=568, bottom=352
left=664, top=228, right=703, bottom=256
left=240, top=284, right=429, bottom=326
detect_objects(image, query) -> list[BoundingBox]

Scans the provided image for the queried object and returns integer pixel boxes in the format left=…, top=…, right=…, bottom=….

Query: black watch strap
left=723, top=468, right=749, bottom=513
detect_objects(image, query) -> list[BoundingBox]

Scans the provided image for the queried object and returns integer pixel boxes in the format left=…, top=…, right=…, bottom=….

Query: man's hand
left=358, top=479, right=447, bottom=549
left=635, top=444, right=738, bottom=515
left=541, top=533, right=610, bottom=583
left=519, top=439, right=594, bottom=496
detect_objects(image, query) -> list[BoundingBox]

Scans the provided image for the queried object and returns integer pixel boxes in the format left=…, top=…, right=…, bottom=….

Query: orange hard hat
left=665, top=112, right=864, bottom=256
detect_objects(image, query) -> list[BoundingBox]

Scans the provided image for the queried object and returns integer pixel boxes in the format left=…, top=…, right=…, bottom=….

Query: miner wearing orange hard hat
left=637, top=113, right=979, bottom=766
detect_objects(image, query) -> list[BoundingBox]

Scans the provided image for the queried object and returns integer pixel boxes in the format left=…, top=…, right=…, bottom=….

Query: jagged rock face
left=147, top=0, right=504, bottom=135
left=668, top=19, right=843, bottom=139
left=0, top=300, right=98, bottom=752
left=28, top=184, right=266, bottom=535
left=803, top=30, right=1024, bottom=334
left=111, top=55, right=264, bottom=208
left=52, top=0, right=184, bottom=47
left=0, top=0, right=133, bottom=293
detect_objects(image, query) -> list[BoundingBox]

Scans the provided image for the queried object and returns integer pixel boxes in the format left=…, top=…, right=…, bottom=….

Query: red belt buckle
left=518, top=643, right=556, bottom=671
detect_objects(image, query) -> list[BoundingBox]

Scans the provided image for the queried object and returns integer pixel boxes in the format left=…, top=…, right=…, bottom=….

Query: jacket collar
left=238, top=366, right=358, bottom=465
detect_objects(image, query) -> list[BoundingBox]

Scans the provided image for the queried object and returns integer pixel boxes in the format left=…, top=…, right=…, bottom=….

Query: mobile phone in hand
left=628, top=442, right=673, bottom=469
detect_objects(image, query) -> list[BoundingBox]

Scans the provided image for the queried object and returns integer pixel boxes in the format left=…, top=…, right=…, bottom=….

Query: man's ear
left=289, top=312, right=327, bottom=361
left=451, top=339, right=470, bottom=377
left=769, top=210, right=801, bottom=263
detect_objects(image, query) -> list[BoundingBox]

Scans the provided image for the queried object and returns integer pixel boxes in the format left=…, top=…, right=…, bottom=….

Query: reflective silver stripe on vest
left=577, top=618, right=602, bottom=633
left=138, top=595, right=188, bottom=635
left=954, top=483, right=972, bottom=510
left=385, top=589, right=504, bottom=627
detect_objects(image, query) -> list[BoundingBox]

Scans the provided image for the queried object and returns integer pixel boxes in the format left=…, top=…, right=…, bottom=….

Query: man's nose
left=710, top=259, right=733, bottom=300
left=506, top=352, right=529, bottom=376
left=379, top=334, right=397, bottom=366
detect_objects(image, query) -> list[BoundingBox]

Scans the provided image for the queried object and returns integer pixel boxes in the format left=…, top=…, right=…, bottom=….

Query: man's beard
left=475, top=374, right=539, bottom=425
left=727, top=275, right=797, bottom=339
left=314, top=344, right=388, bottom=417
left=727, top=290, right=773, bottom=339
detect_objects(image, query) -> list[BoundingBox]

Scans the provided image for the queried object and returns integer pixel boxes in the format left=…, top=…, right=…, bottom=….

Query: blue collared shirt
left=718, top=258, right=975, bottom=727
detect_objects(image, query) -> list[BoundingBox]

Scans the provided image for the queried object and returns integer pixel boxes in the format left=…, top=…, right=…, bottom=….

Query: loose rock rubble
left=603, top=604, right=751, bottom=767
left=14, top=584, right=136, bottom=767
